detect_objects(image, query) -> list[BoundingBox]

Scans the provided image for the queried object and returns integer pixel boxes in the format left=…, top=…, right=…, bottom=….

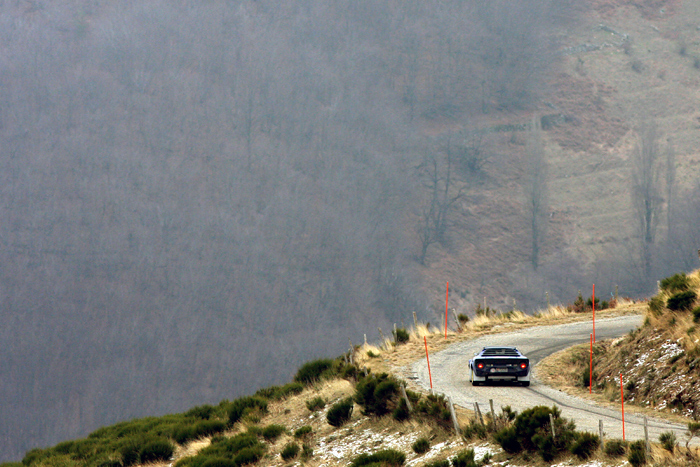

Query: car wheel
left=521, top=381, right=530, bottom=387
left=471, top=380, right=480, bottom=386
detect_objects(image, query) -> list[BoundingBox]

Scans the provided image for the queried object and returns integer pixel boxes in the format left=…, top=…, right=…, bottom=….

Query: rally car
left=469, top=346, right=530, bottom=386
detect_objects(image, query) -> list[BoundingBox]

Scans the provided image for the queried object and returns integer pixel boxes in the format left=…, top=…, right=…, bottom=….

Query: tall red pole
left=620, top=373, right=625, bottom=440
left=424, top=336, right=433, bottom=390
left=592, top=284, right=596, bottom=343
left=589, top=333, right=593, bottom=394
left=445, top=281, right=449, bottom=339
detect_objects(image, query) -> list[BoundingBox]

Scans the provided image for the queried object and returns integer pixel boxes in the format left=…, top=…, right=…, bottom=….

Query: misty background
left=2, top=0, right=699, bottom=461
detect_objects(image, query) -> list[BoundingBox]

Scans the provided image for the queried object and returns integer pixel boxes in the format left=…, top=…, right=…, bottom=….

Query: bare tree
left=631, top=121, right=663, bottom=277
left=525, top=116, right=548, bottom=270
left=416, top=148, right=465, bottom=264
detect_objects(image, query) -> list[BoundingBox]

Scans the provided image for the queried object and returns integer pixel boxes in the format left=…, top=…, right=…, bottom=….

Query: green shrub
left=415, top=393, right=451, bottom=429
left=294, top=359, right=336, bottom=385
left=661, top=273, right=690, bottom=293
left=493, top=426, right=520, bottom=454
left=198, top=432, right=261, bottom=460
left=668, top=291, right=697, bottom=311
left=354, top=373, right=399, bottom=416
left=462, top=420, right=487, bottom=440
left=201, top=459, right=236, bottom=467
left=451, top=448, right=476, bottom=467
left=412, top=437, right=430, bottom=454
left=22, top=448, right=49, bottom=466
left=649, top=296, right=664, bottom=316
left=280, top=443, right=300, bottom=461
left=327, top=398, right=354, bottom=427
left=256, top=382, right=305, bottom=401
left=392, top=398, right=410, bottom=422
left=580, top=366, right=596, bottom=388
left=424, top=460, right=449, bottom=467
left=350, top=449, right=405, bottom=467
left=186, top=405, right=215, bottom=420
left=294, top=426, right=312, bottom=438
left=394, top=328, right=410, bottom=344
left=120, top=441, right=141, bottom=467
left=139, top=439, right=175, bottom=464
left=233, top=446, right=265, bottom=466
left=457, top=313, right=469, bottom=323
left=98, top=461, right=122, bottom=467
left=262, top=424, right=286, bottom=442
left=306, top=396, right=326, bottom=412
left=228, top=396, right=268, bottom=425
left=174, top=420, right=227, bottom=444
left=495, top=405, right=577, bottom=461
left=692, top=307, right=700, bottom=323
left=628, top=440, right=646, bottom=467
left=570, top=432, right=599, bottom=460
left=659, top=431, right=676, bottom=452
left=301, top=444, right=313, bottom=460
left=601, top=300, right=609, bottom=310
left=604, top=438, right=628, bottom=457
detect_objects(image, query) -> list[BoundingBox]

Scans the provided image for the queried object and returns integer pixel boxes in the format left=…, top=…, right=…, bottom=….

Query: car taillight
left=477, top=363, right=484, bottom=369
left=520, top=363, right=527, bottom=369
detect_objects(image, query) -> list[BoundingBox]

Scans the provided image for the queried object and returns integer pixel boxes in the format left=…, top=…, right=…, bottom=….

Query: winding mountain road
left=410, top=315, right=691, bottom=443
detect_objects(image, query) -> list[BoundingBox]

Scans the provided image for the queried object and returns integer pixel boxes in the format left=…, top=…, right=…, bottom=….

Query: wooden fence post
left=474, top=402, right=484, bottom=426
left=448, top=396, right=461, bottom=435
left=549, top=413, right=556, bottom=439
left=599, top=420, right=604, bottom=451
left=400, top=384, right=413, bottom=413
left=489, top=399, right=496, bottom=430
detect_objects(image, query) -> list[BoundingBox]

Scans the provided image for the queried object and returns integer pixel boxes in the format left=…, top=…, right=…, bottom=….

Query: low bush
left=261, top=424, right=286, bottom=442
left=280, top=443, right=300, bottom=461
left=603, top=438, right=627, bottom=457
left=139, top=439, right=174, bottom=464
left=301, top=444, right=313, bottom=460
left=327, top=398, right=353, bottom=427
left=393, top=328, right=410, bottom=344
left=668, top=291, right=697, bottom=311
left=185, top=405, right=215, bottom=420
left=350, top=449, right=405, bottom=467
left=294, top=359, right=336, bottom=385
left=255, top=382, right=305, bottom=400
left=661, top=273, right=690, bottom=293
left=570, top=432, right=599, bottom=460
left=228, top=396, right=268, bottom=425
left=412, top=437, right=430, bottom=454
left=649, top=296, right=664, bottom=315
left=354, top=373, right=399, bottom=416
left=493, top=426, right=520, bottom=454
left=451, top=448, right=477, bottom=467
left=305, top=396, right=326, bottom=412
left=692, top=306, right=700, bottom=323
left=392, top=397, right=411, bottom=422
left=294, top=426, right=312, bottom=439
left=120, top=441, right=141, bottom=467
left=415, top=393, right=451, bottom=430
left=494, top=405, right=577, bottom=462
left=659, top=431, right=676, bottom=452
left=174, top=420, right=227, bottom=444
left=580, top=366, right=596, bottom=388
left=462, top=419, right=487, bottom=440
left=628, top=440, right=646, bottom=467
left=233, top=446, right=265, bottom=466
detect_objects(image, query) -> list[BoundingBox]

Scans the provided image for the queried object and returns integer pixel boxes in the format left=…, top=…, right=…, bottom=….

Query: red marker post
left=620, top=373, right=625, bottom=440
left=424, top=336, right=433, bottom=390
left=592, top=284, right=596, bottom=343
left=445, top=281, right=449, bottom=339
left=589, top=333, right=593, bottom=394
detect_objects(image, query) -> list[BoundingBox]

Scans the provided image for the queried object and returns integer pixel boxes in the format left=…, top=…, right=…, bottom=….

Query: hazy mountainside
left=2, top=0, right=700, bottom=462
left=0, top=0, right=574, bottom=461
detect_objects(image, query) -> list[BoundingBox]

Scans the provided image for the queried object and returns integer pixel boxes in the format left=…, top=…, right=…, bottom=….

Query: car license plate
left=491, top=368, right=508, bottom=373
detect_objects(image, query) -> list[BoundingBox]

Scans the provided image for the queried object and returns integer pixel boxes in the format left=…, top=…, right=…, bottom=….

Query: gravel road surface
left=410, top=315, right=692, bottom=443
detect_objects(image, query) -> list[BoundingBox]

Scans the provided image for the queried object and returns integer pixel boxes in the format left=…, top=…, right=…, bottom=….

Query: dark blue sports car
left=469, top=346, right=530, bottom=386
